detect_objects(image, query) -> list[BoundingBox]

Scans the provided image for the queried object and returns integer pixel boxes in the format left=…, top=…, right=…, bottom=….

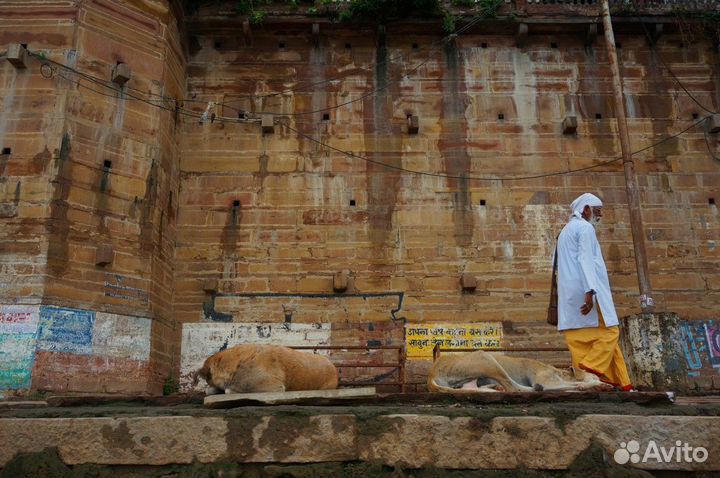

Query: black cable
left=48, top=43, right=708, bottom=179
left=30, top=52, right=180, bottom=106
left=218, top=6, right=497, bottom=111
left=274, top=53, right=436, bottom=116
left=31, top=49, right=713, bottom=179
left=27, top=21, right=717, bottom=174
left=703, top=123, right=720, bottom=162
left=23, top=5, right=489, bottom=117
left=252, top=13, right=490, bottom=117
left=629, top=0, right=718, bottom=115
left=52, top=66, right=262, bottom=124
left=35, top=55, right=213, bottom=121
left=279, top=116, right=708, bottom=182
left=29, top=7, right=488, bottom=121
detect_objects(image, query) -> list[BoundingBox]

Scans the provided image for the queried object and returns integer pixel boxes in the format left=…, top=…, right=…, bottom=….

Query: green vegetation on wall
left=181, top=0, right=505, bottom=28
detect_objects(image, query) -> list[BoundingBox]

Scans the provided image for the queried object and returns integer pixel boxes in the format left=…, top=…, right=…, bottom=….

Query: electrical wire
left=32, top=52, right=181, bottom=113
left=28, top=6, right=490, bottom=121
left=37, top=49, right=714, bottom=179
left=629, top=0, right=718, bottom=115
left=703, top=126, right=720, bottom=162
left=24, top=14, right=718, bottom=174
left=22, top=4, right=492, bottom=117
left=251, top=13, right=492, bottom=116
left=217, top=4, right=500, bottom=111
left=272, top=52, right=435, bottom=116
left=32, top=52, right=221, bottom=122
left=31, top=52, right=182, bottom=107
left=627, top=0, right=720, bottom=161
left=278, top=115, right=709, bottom=182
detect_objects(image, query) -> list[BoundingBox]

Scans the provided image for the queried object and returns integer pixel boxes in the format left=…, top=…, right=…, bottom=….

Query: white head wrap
left=571, top=193, right=603, bottom=218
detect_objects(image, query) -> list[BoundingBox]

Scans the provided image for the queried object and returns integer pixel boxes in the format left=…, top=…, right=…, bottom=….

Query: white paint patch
left=522, top=205, right=563, bottom=272
left=512, top=51, right=538, bottom=154
left=92, top=312, right=151, bottom=361
left=624, top=92, right=636, bottom=119
left=502, top=240, right=514, bottom=259
left=179, top=322, right=331, bottom=391
left=0, top=305, right=40, bottom=335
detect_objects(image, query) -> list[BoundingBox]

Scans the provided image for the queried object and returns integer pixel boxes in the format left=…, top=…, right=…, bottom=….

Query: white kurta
left=555, top=216, right=619, bottom=331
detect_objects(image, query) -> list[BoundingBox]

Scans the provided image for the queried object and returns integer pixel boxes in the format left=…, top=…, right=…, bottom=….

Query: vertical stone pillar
left=620, top=313, right=688, bottom=392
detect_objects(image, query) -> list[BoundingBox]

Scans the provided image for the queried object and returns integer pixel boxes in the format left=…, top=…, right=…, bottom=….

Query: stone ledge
left=0, top=414, right=718, bottom=471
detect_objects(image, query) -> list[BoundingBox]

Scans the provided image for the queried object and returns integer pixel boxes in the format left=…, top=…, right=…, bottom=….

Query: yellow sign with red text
left=405, top=322, right=503, bottom=359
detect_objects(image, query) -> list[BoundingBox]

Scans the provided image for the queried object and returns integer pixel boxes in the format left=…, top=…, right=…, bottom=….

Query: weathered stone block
left=407, top=115, right=419, bottom=134
left=95, top=245, right=114, bottom=267
left=111, top=63, right=132, bottom=86
left=0, top=417, right=228, bottom=466
left=262, top=114, right=274, bottom=134
left=202, top=279, right=218, bottom=293
left=562, top=115, right=578, bottom=134
left=460, top=274, right=477, bottom=291
left=333, top=270, right=350, bottom=293
left=6, top=43, right=28, bottom=69
left=620, top=313, right=688, bottom=391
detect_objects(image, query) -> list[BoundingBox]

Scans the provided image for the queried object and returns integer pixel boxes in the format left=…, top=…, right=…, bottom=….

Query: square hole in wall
left=278, top=42, right=286, bottom=49
left=616, top=42, right=622, bottom=48
left=350, top=199, right=356, bottom=206
left=498, top=113, right=504, bottom=120
left=480, top=199, right=486, bottom=206
left=322, top=113, right=330, bottom=121
left=233, top=200, right=240, bottom=207
left=103, top=160, right=112, bottom=170
left=481, top=42, right=488, bottom=48
left=550, top=42, right=558, bottom=48
left=1, top=148, right=10, bottom=155
left=412, top=43, right=419, bottom=50
left=214, top=40, right=222, bottom=49
left=679, top=42, right=685, bottom=48
left=710, top=198, right=716, bottom=206
left=345, top=43, right=352, bottom=49
left=692, top=113, right=699, bottom=120
left=595, top=113, right=603, bottom=119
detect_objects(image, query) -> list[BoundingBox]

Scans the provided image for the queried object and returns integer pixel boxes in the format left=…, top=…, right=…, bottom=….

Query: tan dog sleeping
left=198, top=344, right=338, bottom=395
left=428, top=350, right=611, bottom=392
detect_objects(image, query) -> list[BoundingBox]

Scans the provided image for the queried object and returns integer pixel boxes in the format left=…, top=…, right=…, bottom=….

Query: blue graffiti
left=680, top=322, right=703, bottom=371
left=680, top=320, right=720, bottom=377
left=37, top=306, right=95, bottom=355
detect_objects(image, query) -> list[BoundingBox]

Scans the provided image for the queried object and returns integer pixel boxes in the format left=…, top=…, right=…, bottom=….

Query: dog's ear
left=194, top=364, right=210, bottom=386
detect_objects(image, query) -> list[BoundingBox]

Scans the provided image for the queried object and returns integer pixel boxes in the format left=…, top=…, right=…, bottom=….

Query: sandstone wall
left=175, top=10, right=719, bottom=388
left=2, top=0, right=720, bottom=395
left=0, top=0, right=185, bottom=394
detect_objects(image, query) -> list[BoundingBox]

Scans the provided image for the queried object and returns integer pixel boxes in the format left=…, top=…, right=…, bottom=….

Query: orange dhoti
left=563, top=307, right=633, bottom=391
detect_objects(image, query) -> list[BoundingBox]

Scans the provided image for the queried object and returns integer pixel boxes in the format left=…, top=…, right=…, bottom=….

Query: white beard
left=589, top=214, right=601, bottom=227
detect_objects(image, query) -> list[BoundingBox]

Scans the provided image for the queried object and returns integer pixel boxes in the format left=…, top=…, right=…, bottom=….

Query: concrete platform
left=1, top=393, right=719, bottom=477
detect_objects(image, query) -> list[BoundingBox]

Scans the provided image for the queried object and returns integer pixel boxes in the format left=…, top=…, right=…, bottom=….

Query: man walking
left=556, top=193, right=634, bottom=391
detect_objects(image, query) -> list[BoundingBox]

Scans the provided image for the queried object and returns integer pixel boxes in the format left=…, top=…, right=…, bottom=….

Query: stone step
left=1, top=412, right=718, bottom=472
